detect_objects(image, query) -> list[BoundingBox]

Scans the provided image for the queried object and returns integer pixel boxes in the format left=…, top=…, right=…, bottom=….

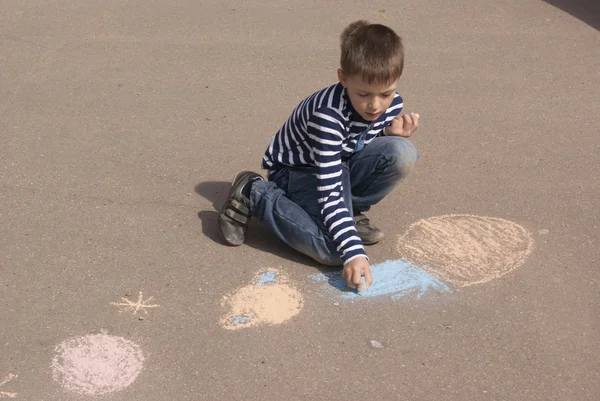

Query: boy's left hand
left=385, top=113, right=419, bottom=137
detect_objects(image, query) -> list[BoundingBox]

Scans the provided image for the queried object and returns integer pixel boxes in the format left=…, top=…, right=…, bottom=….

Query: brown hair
left=340, top=20, right=404, bottom=84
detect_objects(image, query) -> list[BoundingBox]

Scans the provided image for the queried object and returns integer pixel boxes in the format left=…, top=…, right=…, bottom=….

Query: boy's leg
left=248, top=167, right=351, bottom=267
left=348, top=136, right=418, bottom=242
left=349, top=136, right=418, bottom=211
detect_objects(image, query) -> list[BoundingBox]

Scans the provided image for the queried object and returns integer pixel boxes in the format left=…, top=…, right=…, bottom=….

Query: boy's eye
left=357, top=93, right=369, bottom=97
left=382, top=92, right=393, bottom=97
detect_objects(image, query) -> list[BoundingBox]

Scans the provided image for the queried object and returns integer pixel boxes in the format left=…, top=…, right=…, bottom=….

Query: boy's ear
left=337, top=68, right=348, bottom=87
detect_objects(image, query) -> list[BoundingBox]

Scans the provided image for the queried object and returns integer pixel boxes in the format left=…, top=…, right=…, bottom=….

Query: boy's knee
left=389, top=137, right=418, bottom=177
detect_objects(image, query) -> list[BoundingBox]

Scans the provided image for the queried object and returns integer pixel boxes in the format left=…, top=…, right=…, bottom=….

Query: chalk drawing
left=310, top=259, right=449, bottom=300
left=220, top=269, right=303, bottom=330
left=231, top=316, right=251, bottom=325
left=110, top=291, right=159, bottom=315
left=0, top=373, right=17, bottom=398
left=397, top=214, right=533, bottom=287
left=256, top=270, right=277, bottom=286
left=52, top=332, right=144, bottom=396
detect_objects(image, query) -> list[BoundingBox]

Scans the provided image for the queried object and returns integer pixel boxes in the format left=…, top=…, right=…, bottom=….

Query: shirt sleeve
left=307, top=108, right=367, bottom=265
left=379, top=93, right=404, bottom=137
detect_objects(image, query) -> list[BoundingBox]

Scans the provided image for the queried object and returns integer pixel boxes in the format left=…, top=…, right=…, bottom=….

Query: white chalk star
left=110, top=291, right=160, bottom=315
left=0, top=373, right=17, bottom=398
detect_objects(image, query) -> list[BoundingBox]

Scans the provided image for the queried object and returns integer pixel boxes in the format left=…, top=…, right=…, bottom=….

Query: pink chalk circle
left=52, top=333, right=144, bottom=396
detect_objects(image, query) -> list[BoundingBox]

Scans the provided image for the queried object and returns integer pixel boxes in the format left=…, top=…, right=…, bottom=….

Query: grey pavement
left=1, top=0, right=599, bottom=400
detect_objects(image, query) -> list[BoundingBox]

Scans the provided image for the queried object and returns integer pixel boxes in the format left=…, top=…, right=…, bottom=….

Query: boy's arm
left=379, top=93, right=405, bottom=136
left=307, top=110, right=367, bottom=266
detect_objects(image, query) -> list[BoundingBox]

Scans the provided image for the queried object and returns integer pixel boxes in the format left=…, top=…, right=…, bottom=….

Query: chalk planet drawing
left=397, top=214, right=533, bottom=287
left=0, top=373, right=17, bottom=398
left=52, top=333, right=144, bottom=396
left=220, top=269, right=303, bottom=330
left=310, top=259, right=449, bottom=300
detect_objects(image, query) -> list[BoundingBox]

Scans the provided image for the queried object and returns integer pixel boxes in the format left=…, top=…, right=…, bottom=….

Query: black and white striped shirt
left=262, top=83, right=403, bottom=264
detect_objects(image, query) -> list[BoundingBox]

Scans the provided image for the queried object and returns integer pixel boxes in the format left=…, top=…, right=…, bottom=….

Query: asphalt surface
left=1, top=0, right=599, bottom=400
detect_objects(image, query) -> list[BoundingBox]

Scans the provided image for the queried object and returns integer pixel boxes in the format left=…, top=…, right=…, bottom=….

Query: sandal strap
left=230, top=198, right=249, bottom=216
left=225, top=208, right=249, bottom=224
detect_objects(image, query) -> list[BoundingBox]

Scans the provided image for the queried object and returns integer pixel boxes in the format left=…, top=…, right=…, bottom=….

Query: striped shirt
left=262, top=83, right=404, bottom=264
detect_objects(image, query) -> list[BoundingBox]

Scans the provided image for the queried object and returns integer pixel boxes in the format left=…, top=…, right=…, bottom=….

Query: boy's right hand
left=342, top=256, right=373, bottom=292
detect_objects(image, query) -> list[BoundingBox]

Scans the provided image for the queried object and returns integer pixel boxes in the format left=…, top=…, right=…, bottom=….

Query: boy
left=218, top=20, right=419, bottom=292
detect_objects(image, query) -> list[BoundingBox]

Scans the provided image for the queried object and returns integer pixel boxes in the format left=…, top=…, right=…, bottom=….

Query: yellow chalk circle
left=397, top=214, right=533, bottom=287
left=220, top=269, right=303, bottom=330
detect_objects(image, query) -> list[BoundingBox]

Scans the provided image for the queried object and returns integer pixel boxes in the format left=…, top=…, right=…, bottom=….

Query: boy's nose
left=368, top=99, right=380, bottom=111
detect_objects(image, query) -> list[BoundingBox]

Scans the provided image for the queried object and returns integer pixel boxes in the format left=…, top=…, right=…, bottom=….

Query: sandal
left=353, top=213, right=385, bottom=245
left=218, top=171, right=263, bottom=246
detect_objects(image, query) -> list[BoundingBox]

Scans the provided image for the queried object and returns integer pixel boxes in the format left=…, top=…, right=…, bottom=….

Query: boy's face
left=338, top=69, right=398, bottom=122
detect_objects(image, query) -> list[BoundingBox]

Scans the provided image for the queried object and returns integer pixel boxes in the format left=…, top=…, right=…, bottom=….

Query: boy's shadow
left=195, top=181, right=328, bottom=269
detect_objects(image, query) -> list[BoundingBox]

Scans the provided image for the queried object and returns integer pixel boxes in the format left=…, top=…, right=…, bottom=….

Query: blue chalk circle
left=232, top=316, right=251, bottom=325
left=256, top=270, right=277, bottom=286
left=310, top=259, right=450, bottom=300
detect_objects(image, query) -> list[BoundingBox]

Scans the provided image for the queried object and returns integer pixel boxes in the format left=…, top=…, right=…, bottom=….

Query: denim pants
left=249, top=136, right=418, bottom=267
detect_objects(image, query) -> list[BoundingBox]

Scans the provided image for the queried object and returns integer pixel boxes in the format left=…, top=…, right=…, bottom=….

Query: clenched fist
left=342, top=256, right=372, bottom=292
left=385, top=113, right=420, bottom=137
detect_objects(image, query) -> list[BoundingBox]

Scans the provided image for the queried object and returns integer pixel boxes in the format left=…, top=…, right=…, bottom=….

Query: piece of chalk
left=358, top=276, right=367, bottom=296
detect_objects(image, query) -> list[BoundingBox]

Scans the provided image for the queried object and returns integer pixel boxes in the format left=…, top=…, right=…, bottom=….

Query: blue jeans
left=249, top=136, right=418, bottom=266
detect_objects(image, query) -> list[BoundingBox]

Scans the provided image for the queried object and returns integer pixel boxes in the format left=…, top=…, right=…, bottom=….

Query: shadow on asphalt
left=195, top=181, right=329, bottom=270
left=544, top=0, right=600, bottom=30
left=195, top=180, right=230, bottom=210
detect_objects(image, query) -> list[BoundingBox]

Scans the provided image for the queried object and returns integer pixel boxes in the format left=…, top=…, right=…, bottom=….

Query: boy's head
left=338, top=20, right=404, bottom=121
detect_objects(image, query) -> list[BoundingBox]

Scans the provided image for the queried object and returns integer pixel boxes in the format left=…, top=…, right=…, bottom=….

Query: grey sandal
left=218, top=171, right=263, bottom=246
left=353, top=213, right=385, bottom=245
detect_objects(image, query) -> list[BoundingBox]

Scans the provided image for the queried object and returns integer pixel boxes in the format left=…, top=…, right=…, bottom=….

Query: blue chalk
left=256, top=270, right=277, bottom=286
left=358, top=276, right=367, bottom=296
left=232, top=315, right=251, bottom=325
